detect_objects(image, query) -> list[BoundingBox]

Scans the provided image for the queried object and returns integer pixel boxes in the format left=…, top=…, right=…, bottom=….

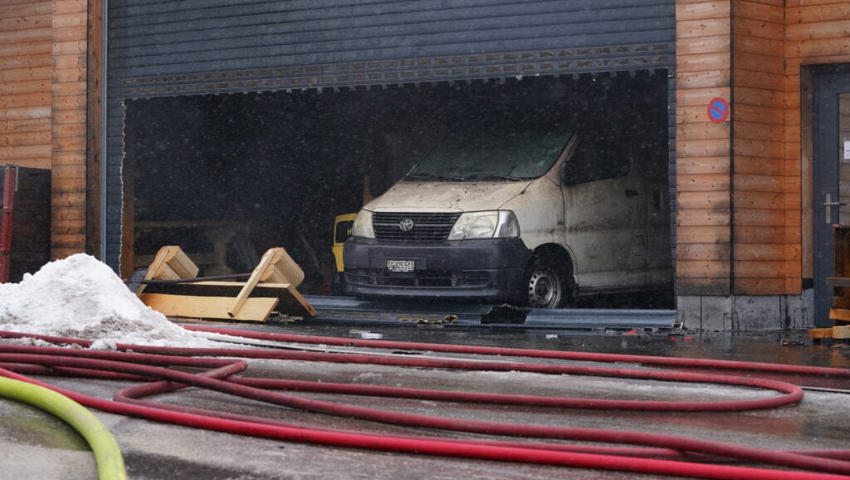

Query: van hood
left=367, top=180, right=532, bottom=212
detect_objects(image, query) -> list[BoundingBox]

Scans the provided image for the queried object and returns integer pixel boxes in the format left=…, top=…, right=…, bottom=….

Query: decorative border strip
left=119, top=43, right=672, bottom=97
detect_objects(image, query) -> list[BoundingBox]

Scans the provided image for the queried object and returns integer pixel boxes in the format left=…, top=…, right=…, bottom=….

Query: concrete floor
left=1, top=324, right=849, bottom=479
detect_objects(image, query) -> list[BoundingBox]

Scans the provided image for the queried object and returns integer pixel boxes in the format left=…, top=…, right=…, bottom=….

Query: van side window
left=564, top=132, right=631, bottom=186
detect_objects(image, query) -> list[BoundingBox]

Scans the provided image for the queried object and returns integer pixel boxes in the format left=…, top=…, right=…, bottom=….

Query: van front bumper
left=343, top=238, right=532, bottom=301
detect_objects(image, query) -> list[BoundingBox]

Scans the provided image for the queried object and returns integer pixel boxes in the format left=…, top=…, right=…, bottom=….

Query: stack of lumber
left=811, top=227, right=850, bottom=340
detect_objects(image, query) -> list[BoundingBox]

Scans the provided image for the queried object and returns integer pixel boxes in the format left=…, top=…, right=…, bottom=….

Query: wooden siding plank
left=677, top=191, right=732, bottom=210
left=786, top=20, right=850, bottom=41
left=676, top=1, right=730, bottom=22
left=676, top=156, right=731, bottom=174
left=676, top=69, right=730, bottom=89
left=676, top=18, right=730, bottom=38
left=677, top=243, right=731, bottom=260
left=676, top=34, right=730, bottom=55
left=677, top=225, right=731, bottom=244
left=733, top=1, right=784, bottom=23
left=787, top=4, right=850, bottom=24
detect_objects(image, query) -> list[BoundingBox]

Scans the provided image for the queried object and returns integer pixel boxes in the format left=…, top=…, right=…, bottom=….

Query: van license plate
left=386, top=260, right=415, bottom=272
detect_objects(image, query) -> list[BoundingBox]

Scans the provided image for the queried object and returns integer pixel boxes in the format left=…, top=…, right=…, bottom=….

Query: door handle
left=625, top=189, right=639, bottom=198
left=825, top=193, right=847, bottom=223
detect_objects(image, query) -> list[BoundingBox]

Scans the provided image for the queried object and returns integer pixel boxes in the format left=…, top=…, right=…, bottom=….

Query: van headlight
left=351, top=210, right=375, bottom=238
left=448, top=210, right=520, bottom=240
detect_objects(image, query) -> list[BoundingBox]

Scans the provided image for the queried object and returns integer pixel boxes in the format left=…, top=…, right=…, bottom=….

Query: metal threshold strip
left=301, top=296, right=677, bottom=330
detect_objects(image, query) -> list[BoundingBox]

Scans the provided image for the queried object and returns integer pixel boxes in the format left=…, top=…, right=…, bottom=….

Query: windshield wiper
left=459, top=174, right=527, bottom=181
left=406, top=173, right=468, bottom=181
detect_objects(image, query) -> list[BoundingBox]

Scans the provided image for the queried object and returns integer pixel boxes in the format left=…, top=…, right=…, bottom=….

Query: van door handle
left=625, top=189, right=639, bottom=198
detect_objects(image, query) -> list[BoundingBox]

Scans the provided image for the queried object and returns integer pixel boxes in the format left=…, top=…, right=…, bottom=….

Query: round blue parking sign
left=707, top=97, right=730, bottom=124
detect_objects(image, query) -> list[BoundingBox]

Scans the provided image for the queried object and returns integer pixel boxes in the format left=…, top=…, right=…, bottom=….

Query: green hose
left=0, top=375, right=127, bottom=480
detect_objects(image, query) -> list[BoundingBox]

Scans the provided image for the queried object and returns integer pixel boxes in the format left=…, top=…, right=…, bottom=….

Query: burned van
left=343, top=122, right=671, bottom=308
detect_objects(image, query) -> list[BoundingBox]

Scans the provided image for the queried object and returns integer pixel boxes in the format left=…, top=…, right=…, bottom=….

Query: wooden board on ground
left=141, top=293, right=279, bottom=322
left=142, top=281, right=316, bottom=318
left=808, top=327, right=834, bottom=339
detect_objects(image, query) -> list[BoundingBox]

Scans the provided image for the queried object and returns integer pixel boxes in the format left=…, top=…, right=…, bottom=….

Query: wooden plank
left=734, top=277, right=789, bottom=295
left=733, top=0, right=784, bottom=23
left=676, top=87, right=732, bottom=106
left=787, top=4, right=850, bottom=24
left=734, top=243, right=799, bottom=261
left=676, top=156, right=731, bottom=174
left=676, top=243, right=730, bottom=261
left=676, top=1, right=731, bottom=22
left=259, top=247, right=305, bottom=287
left=807, top=327, right=834, bottom=339
left=734, top=156, right=784, bottom=175
left=676, top=18, right=730, bottom=39
left=676, top=69, right=731, bottom=89
left=733, top=35, right=785, bottom=55
left=141, top=293, right=278, bottom=322
left=787, top=20, right=850, bottom=41
left=732, top=191, right=785, bottom=209
left=677, top=52, right=731, bottom=72
left=734, top=173, right=783, bottom=192
left=733, top=69, right=784, bottom=91
left=734, top=17, right=785, bottom=39
left=144, top=281, right=317, bottom=317
left=677, top=122, right=730, bottom=141
left=86, top=0, right=104, bottom=258
left=832, top=325, right=850, bottom=339
left=676, top=209, right=731, bottom=226
left=735, top=121, right=785, bottom=142
left=228, top=249, right=278, bottom=318
left=733, top=225, right=790, bottom=243
left=676, top=260, right=731, bottom=277
left=734, top=260, right=799, bottom=277
left=678, top=139, right=731, bottom=157
left=675, top=35, right=730, bottom=56
left=791, top=38, right=850, bottom=59
left=733, top=208, right=785, bottom=226
left=733, top=52, right=785, bottom=74
left=677, top=225, right=731, bottom=244
left=732, top=104, right=786, bottom=124
left=830, top=308, right=850, bottom=322
left=676, top=173, right=731, bottom=192
left=677, top=190, right=731, bottom=209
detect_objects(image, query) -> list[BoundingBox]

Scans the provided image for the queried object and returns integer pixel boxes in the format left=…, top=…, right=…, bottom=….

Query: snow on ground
left=0, top=254, right=214, bottom=348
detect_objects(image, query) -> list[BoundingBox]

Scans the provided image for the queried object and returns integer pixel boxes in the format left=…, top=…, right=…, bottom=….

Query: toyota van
left=343, top=122, right=671, bottom=308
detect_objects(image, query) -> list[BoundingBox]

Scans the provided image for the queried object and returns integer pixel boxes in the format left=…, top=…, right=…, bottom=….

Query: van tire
left=524, top=253, right=574, bottom=309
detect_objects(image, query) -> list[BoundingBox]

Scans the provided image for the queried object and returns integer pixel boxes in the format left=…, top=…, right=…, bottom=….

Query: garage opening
left=123, top=71, right=672, bottom=305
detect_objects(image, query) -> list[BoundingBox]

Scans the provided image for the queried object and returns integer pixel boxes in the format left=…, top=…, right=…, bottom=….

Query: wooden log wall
left=786, top=1, right=850, bottom=282
left=732, top=0, right=797, bottom=294
left=0, top=0, right=89, bottom=260
left=675, top=0, right=732, bottom=295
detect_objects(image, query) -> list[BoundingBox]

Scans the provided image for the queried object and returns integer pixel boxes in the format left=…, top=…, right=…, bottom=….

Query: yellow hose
left=0, top=375, right=127, bottom=480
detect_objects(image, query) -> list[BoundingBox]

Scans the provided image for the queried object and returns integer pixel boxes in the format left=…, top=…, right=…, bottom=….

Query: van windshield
left=406, top=126, right=573, bottom=181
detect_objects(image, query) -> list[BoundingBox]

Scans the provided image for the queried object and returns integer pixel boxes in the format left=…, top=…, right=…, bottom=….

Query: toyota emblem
left=398, top=218, right=415, bottom=232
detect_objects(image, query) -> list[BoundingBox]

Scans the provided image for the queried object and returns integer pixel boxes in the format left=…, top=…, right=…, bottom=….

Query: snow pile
left=0, top=254, right=213, bottom=348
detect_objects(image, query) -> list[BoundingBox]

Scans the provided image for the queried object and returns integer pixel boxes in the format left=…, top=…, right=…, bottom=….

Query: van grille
left=373, top=212, right=461, bottom=243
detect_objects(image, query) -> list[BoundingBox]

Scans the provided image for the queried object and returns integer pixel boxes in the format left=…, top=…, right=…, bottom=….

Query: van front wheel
left=525, top=255, right=573, bottom=308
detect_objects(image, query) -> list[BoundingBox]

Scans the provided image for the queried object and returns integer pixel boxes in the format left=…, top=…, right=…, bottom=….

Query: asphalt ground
left=1, top=323, right=850, bottom=480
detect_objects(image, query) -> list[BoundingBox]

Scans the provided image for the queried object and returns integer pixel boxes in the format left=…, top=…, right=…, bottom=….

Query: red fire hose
left=0, top=328, right=849, bottom=479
